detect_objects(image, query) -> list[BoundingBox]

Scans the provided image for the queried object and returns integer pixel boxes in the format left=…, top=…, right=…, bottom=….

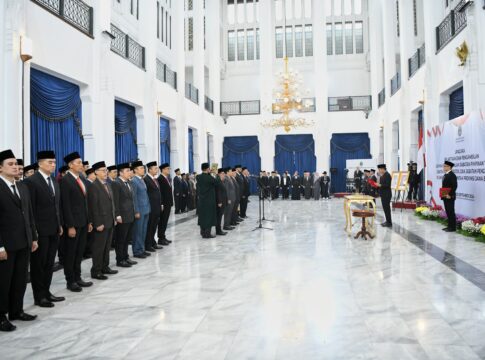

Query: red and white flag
left=417, top=126, right=425, bottom=173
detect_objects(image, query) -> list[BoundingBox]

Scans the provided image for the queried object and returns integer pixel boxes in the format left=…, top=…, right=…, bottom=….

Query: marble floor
left=2, top=197, right=485, bottom=360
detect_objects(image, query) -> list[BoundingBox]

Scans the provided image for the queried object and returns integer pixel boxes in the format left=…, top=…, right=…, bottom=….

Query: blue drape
left=188, top=128, right=194, bottom=173
left=30, top=68, right=84, bottom=172
left=330, top=133, right=371, bottom=193
left=115, top=100, right=138, bottom=164
left=274, top=134, right=316, bottom=175
left=222, top=136, right=261, bottom=194
left=160, top=118, right=170, bottom=164
left=449, top=87, right=464, bottom=120
left=418, top=110, right=424, bottom=200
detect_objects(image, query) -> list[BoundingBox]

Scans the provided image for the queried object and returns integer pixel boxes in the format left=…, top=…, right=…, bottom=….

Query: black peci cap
left=37, top=150, right=56, bottom=161
left=0, top=149, right=16, bottom=163
left=92, top=161, right=106, bottom=171
left=64, top=152, right=82, bottom=164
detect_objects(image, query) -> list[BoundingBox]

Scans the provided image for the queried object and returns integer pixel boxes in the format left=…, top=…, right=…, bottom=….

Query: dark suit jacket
left=379, top=172, right=392, bottom=199
left=24, top=171, right=62, bottom=236
left=173, top=176, right=182, bottom=196
left=88, top=179, right=115, bottom=229
left=111, top=178, right=135, bottom=224
left=158, top=175, right=174, bottom=207
left=242, top=176, right=250, bottom=197
left=215, top=177, right=228, bottom=208
left=441, top=171, right=458, bottom=200
left=144, top=175, right=162, bottom=217
left=0, top=180, right=37, bottom=251
left=280, top=175, right=291, bottom=187
left=235, top=173, right=244, bottom=196
left=60, top=172, right=89, bottom=228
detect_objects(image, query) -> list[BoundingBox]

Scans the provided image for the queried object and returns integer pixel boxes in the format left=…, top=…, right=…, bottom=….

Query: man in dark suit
left=60, top=152, right=93, bottom=292
left=173, top=168, right=182, bottom=214
left=106, top=165, right=118, bottom=184
left=215, top=168, right=228, bottom=236
left=180, top=173, right=189, bottom=213
left=112, top=163, right=137, bottom=266
left=24, top=150, right=65, bottom=308
left=0, top=150, right=39, bottom=332
left=320, top=171, right=331, bottom=199
left=87, top=162, right=118, bottom=280
left=144, top=161, right=163, bottom=252
left=377, top=164, right=392, bottom=227
left=369, top=169, right=378, bottom=197
left=269, top=171, right=280, bottom=200
left=239, top=167, right=250, bottom=218
left=157, top=163, right=173, bottom=245
left=354, top=167, right=363, bottom=193
left=280, top=171, right=291, bottom=199
left=441, top=160, right=458, bottom=232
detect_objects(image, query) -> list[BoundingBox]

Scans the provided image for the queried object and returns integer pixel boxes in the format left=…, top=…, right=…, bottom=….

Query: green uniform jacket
left=196, top=173, right=217, bottom=228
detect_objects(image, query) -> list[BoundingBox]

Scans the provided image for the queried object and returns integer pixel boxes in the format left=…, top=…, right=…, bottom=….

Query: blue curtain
left=30, top=68, right=84, bottom=171
left=115, top=100, right=138, bottom=164
left=160, top=118, right=170, bottom=164
left=330, top=133, right=371, bottom=193
left=188, top=128, right=194, bottom=173
left=418, top=110, right=424, bottom=200
left=449, top=87, right=464, bottom=120
left=274, top=134, right=316, bottom=175
left=223, top=136, right=261, bottom=194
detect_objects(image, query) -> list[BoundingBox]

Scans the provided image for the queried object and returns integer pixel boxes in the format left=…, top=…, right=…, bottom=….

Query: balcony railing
left=31, top=0, right=93, bottom=37
left=272, top=98, right=316, bottom=114
left=408, top=44, right=426, bottom=79
left=378, top=88, right=385, bottom=108
left=110, top=24, right=145, bottom=70
left=390, top=72, right=401, bottom=96
left=436, top=0, right=470, bottom=53
left=220, top=101, right=261, bottom=116
left=156, top=59, right=177, bottom=90
left=204, top=96, right=214, bottom=114
left=185, top=83, right=199, bottom=104
left=328, top=96, right=372, bottom=112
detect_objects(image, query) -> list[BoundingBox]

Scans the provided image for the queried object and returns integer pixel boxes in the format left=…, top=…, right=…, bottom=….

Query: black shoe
left=164, top=239, right=172, bottom=243
left=91, top=273, right=108, bottom=280
left=52, top=262, right=63, bottom=272
left=116, top=261, right=132, bottom=268
left=444, top=228, right=456, bottom=232
left=77, top=279, right=93, bottom=287
left=237, top=217, right=244, bottom=222
left=126, top=258, right=138, bottom=265
left=0, top=317, right=16, bottom=332
left=143, top=251, right=151, bottom=256
left=380, top=222, right=390, bottom=227
left=9, top=312, right=37, bottom=321
left=442, top=227, right=449, bottom=231
left=47, top=294, right=65, bottom=302
left=153, top=245, right=164, bottom=249
left=134, top=254, right=147, bottom=259
left=382, top=223, right=392, bottom=228
left=67, top=282, right=82, bottom=292
left=216, top=231, right=227, bottom=236
left=223, top=226, right=235, bottom=230
left=102, top=267, right=118, bottom=275
left=146, top=247, right=156, bottom=252
left=159, top=240, right=170, bottom=246
left=34, top=298, right=54, bottom=308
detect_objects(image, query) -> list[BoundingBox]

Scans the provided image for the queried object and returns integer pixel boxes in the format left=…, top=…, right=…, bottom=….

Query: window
left=247, top=28, right=255, bottom=60
left=334, top=0, right=342, bottom=16
left=355, top=21, right=363, bottom=53
left=188, top=0, right=193, bottom=10
left=413, top=0, right=418, bottom=36
left=237, top=29, right=245, bottom=60
left=304, top=24, right=313, bottom=56
left=157, top=2, right=160, bottom=39
left=275, top=0, right=283, bottom=21
left=304, top=0, right=311, bottom=17
left=228, top=30, right=236, bottom=61
left=285, top=0, right=293, bottom=19
left=275, top=26, right=284, bottom=58
left=256, top=28, right=260, bottom=59
left=335, top=22, right=343, bottom=55
left=345, top=22, right=353, bottom=54
left=169, top=16, right=172, bottom=49
left=354, top=0, right=362, bottom=14
left=344, top=0, right=351, bottom=15
left=228, top=0, right=235, bottom=24
left=285, top=26, right=293, bottom=57
left=237, top=0, right=244, bottom=23
left=165, top=11, right=168, bottom=46
left=295, top=25, right=303, bottom=57
left=294, top=0, right=302, bottom=18
left=247, top=0, right=254, bottom=22
left=161, top=7, right=164, bottom=42
left=188, top=17, right=193, bottom=51
left=204, top=16, right=206, bottom=49
left=396, top=0, right=400, bottom=37
left=326, top=23, right=333, bottom=55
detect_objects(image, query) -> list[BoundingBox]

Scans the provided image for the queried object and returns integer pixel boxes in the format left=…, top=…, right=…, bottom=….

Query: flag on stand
left=417, top=125, right=425, bottom=173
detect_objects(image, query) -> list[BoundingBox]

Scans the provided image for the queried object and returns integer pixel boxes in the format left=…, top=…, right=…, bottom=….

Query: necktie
left=153, top=177, right=159, bottom=188
left=125, top=181, right=131, bottom=192
left=104, top=183, right=111, bottom=198
left=11, top=185, right=20, bottom=200
left=47, top=176, right=55, bottom=197
left=76, top=177, right=86, bottom=196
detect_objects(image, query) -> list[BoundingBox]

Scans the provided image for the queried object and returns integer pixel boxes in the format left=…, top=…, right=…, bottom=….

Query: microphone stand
left=261, top=186, right=274, bottom=222
left=252, top=186, right=273, bottom=231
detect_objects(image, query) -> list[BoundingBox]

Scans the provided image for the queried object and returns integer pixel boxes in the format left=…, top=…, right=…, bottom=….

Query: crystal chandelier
left=261, top=57, right=314, bottom=133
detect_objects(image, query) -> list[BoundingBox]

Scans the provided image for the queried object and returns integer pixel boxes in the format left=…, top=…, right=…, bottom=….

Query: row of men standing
left=0, top=148, right=176, bottom=332
left=258, top=170, right=331, bottom=200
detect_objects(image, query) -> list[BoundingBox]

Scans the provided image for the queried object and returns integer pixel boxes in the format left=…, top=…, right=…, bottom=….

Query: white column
left=313, top=0, right=328, bottom=171
left=0, top=1, right=5, bottom=148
